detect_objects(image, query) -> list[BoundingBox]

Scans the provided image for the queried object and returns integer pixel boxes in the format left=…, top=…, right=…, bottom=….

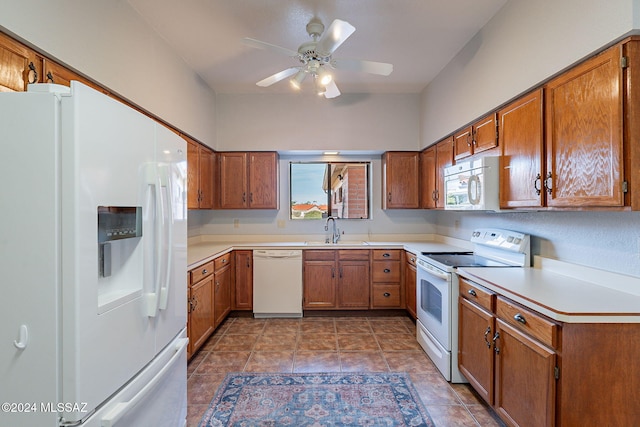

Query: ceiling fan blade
left=332, top=58, right=393, bottom=76
left=315, top=19, right=356, bottom=56
left=256, top=67, right=300, bottom=87
left=242, top=37, right=299, bottom=57
left=323, top=80, right=341, bottom=98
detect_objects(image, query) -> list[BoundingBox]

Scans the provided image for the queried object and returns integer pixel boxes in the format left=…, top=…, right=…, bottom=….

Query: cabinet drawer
left=496, top=296, right=559, bottom=349
left=372, top=285, right=401, bottom=307
left=190, top=261, right=214, bottom=284
left=338, top=249, right=370, bottom=261
left=214, top=253, right=231, bottom=271
left=304, top=250, right=336, bottom=261
left=459, top=278, right=494, bottom=312
left=372, top=249, right=401, bottom=261
left=405, top=251, right=417, bottom=267
left=372, top=261, right=401, bottom=282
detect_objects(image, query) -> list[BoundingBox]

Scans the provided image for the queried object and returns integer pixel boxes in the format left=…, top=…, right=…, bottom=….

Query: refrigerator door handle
left=99, top=337, right=189, bottom=427
left=158, top=165, right=173, bottom=311
left=144, top=173, right=164, bottom=318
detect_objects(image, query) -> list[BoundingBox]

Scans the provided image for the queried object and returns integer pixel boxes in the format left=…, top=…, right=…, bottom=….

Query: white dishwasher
left=252, top=249, right=303, bottom=318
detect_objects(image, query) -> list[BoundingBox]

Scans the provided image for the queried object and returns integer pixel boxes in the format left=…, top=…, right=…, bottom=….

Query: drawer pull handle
left=383, top=292, right=391, bottom=297
left=222, top=259, right=227, bottom=263
left=493, top=331, right=500, bottom=354
left=383, top=253, right=391, bottom=258
left=201, top=269, right=208, bottom=274
left=467, top=289, right=477, bottom=297
left=384, top=268, right=391, bottom=273
left=484, top=326, right=491, bottom=349
left=514, top=313, right=527, bottom=324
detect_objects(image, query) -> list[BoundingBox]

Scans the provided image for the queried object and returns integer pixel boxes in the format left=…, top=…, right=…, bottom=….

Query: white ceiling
left=126, top=0, right=507, bottom=95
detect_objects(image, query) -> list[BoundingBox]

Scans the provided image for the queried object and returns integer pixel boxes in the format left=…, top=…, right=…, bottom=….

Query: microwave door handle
left=468, top=175, right=481, bottom=205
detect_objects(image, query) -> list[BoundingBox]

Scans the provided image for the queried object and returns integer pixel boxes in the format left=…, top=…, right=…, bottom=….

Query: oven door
left=416, top=260, right=451, bottom=350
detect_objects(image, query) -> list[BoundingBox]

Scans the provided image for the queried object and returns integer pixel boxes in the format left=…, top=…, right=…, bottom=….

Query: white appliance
left=253, top=250, right=303, bottom=317
left=444, top=156, right=500, bottom=211
left=0, top=82, right=188, bottom=426
left=416, top=229, right=530, bottom=383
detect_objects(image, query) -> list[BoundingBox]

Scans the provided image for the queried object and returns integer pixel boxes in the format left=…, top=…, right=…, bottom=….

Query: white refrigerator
left=0, top=82, right=188, bottom=426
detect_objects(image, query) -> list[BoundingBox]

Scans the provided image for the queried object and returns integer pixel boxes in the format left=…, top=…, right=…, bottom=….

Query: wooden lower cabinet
left=371, top=249, right=403, bottom=309
left=213, top=253, right=232, bottom=327
left=458, top=276, right=640, bottom=426
left=188, top=262, right=215, bottom=357
left=303, top=250, right=370, bottom=309
left=494, top=319, right=556, bottom=427
left=233, top=250, right=253, bottom=310
left=404, top=251, right=417, bottom=319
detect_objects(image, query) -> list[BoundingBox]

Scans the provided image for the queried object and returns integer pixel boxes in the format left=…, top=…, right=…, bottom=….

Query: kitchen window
left=289, top=162, right=371, bottom=220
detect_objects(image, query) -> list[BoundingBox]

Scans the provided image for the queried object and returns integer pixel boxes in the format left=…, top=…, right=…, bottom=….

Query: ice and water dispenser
left=98, top=206, right=142, bottom=277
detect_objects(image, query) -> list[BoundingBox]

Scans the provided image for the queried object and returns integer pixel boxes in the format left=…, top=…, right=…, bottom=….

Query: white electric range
left=415, top=229, right=530, bottom=382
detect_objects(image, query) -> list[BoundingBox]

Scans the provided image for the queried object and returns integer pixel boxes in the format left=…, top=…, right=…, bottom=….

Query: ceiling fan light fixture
left=317, top=67, right=332, bottom=86
left=289, top=70, right=306, bottom=90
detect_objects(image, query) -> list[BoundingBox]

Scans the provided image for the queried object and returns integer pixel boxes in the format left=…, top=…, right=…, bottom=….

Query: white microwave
left=444, top=156, right=500, bottom=211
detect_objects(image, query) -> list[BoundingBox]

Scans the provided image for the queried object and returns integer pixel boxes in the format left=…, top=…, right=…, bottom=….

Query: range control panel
left=470, top=228, right=530, bottom=253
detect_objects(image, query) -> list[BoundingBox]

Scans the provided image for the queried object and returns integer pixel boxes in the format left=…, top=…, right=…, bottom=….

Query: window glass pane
left=290, top=162, right=370, bottom=220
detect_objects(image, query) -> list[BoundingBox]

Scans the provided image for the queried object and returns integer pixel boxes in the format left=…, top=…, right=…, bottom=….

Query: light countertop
left=187, top=234, right=471, bottom=268
left=458, top=256, right=640, bottom=323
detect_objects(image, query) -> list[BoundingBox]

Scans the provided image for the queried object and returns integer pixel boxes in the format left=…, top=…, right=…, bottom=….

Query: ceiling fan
left=243, top=18, right=393, bottom=98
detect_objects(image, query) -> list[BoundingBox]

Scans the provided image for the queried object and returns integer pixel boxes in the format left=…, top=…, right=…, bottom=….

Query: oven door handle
left=417, top=264, right=450, bottom=280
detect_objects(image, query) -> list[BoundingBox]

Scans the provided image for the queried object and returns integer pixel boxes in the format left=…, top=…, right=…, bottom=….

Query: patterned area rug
left=199, top=372, right=435, bottom=427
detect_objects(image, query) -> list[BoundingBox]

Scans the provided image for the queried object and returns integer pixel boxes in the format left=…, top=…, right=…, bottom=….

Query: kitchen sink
left=305, top=240, right=368, bottom=246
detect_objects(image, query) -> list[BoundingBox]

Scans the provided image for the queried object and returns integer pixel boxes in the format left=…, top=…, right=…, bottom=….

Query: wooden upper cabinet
left=544, top=44, right=624, bottom=207
left=454, top=114, right=498, bottom=161
left=499, top=89, right=545, bottom=208
left=382, top=151, right=420, bottom=209
left=435, top=138, right=454, bottom=208
left=219, top=151, right=279, bottom=209
left=0, top=32, right=41, bottom=92
left=248, top=152, right=279, bottom=209
left=186, top=137, right=215, bottom=209
left=219, top=152, right=248, bottom=208
left=420, top=147, right=437, bottom=209
left=43, top=58, right=107, bottom=94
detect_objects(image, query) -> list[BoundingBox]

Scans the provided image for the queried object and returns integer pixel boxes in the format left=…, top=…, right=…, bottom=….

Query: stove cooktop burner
left=421, top=252, right=514, bottom=268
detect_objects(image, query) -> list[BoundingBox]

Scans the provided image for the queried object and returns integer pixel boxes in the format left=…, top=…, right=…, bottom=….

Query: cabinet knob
left=467, top=289, right=477, bottom=297
left=383, top=268, right=391, bottom=273
left=382, top=253, right=391, bottom=258
left=202, top=268, right=208, bottom=274
left=383, top=292, right=391, bottom=297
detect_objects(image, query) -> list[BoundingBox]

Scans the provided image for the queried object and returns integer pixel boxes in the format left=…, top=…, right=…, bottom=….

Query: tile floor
left=186, top=315, right=505, bottom=427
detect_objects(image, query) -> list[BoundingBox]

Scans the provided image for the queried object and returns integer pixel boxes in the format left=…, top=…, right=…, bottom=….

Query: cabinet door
left=420, top=147, right=437, bottom=209
left=189, top=277, right=214, bottom=354
left=186, top=139, right=200, bottom=209
left=382, top=152, right=420, bottom=209
left=248, top=152, right=279, bottom=209
left=454, top=126, right=473, bottom=160
left=473, top=113, right=498, bottom=154
left=43, top=58, right=106, bottom=94
left=213, top=265, right=231, bottom=327
left=404, top=257, right=417, bottom=319
left=545, top=45, right=624, bottom=207
left=458, top=297, right=495, bottom=404
left=435, top=138, right=454, bottom=208
left=303, top=261, right=336, bottom=309
left=198, top=147, right=215, bottom=209
left=499, top=90, right=544, bottom=208
left=219, top=152, right=248, bottom=208
left=233, top=250, right=253, bottom=310
left=0, top=32, right=40, bottom=92
left=494, top=319, right=556, bottom=427
left=337, top=260, right=370, bottom=308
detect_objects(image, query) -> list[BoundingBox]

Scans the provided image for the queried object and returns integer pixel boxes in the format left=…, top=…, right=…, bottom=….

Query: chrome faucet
left=324, top=216, right=340, bottom=244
